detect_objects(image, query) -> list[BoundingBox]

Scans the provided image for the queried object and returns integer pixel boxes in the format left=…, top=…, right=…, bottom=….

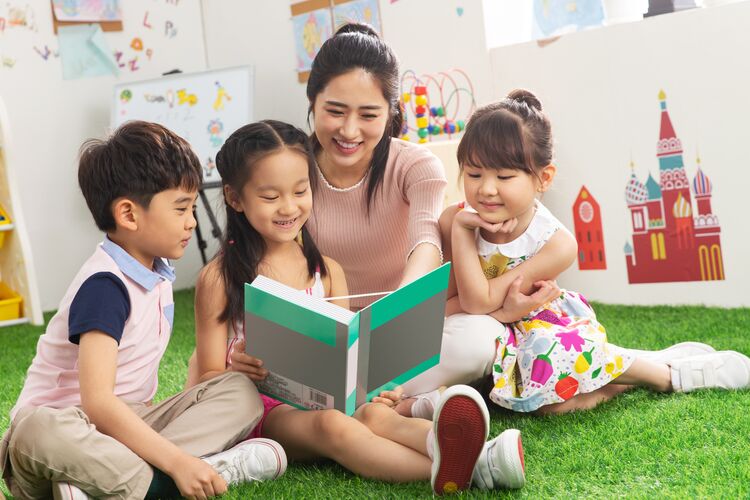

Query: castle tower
left=645, top=173, right=664, bottom=226
left=656, top=90, right=693, bottom=235
left=573, top=186, right=606, bottom=270
left=693, top=157, right=713, bottom=216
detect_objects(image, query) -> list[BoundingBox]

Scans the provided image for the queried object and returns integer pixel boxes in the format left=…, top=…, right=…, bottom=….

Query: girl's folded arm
left=485, top=229, right=578, bottom=313
left=456, top=228, right=577, bottom=314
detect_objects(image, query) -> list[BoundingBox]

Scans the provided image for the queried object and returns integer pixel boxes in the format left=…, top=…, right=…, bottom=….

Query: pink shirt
left=307, top=139, right=446, bottom=308
left=11, top=239, right=174, bottom=420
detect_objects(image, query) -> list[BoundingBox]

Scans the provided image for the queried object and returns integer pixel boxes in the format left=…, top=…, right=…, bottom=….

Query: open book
left=244, top=263, right=450, bottom=416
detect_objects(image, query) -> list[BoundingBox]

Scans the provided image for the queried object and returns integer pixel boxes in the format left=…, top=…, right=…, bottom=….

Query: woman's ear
left=112, top=198, right=139, bottom=231
left=538, top=164, right=557, bottom=192
left=224, top=185, right=244, bottom=212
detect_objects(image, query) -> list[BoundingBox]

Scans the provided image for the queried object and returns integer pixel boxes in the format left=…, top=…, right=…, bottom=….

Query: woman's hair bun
left=334, top=22, right=380, bottom=39
left=507, top=88, right=543, bottom=112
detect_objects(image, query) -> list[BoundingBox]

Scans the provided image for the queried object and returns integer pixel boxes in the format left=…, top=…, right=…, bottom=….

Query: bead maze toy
left=399, top=68, right=477, bottom=144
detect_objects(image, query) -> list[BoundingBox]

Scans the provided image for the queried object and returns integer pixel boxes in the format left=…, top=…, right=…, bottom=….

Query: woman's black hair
left=214, top=120, right=327, bottom=324
left=306, top=22, right=403, bottom=212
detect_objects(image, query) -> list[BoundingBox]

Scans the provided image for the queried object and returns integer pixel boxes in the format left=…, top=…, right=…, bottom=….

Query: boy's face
left=131, top=188, right=198, bottom=266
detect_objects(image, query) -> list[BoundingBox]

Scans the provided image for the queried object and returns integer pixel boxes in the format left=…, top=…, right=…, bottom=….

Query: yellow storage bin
left=0, top=281, right=22, bottom=321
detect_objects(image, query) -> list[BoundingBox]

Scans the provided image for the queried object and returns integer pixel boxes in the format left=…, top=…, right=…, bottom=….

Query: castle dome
left=672, top=192, right=692, bottom=218
left=625, top=171, right=648, bottom=206
left=693, top=164, right=712, bottom=197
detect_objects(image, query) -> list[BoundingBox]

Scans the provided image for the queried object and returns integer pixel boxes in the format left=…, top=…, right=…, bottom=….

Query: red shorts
left=247, top=394, right=284, bottom=439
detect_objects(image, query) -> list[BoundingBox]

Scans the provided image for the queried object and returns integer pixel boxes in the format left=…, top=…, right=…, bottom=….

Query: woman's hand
left=229, top=340, right=268, bottom=382
left=491, top=276, right=560, bottom=323
left=454, top=209, right=518, bottom=234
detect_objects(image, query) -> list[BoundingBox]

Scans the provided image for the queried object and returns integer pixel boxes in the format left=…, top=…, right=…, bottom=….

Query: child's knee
left=353, top=403, right=390, bottom=428
left=214, top=373, right=263, bottom=422
left=9, top=407, right=78, bottom=459
left=312, top=410, right=356, bottom=450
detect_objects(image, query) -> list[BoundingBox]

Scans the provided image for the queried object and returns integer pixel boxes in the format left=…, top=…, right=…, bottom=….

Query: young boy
left=0, top=122, right=286, bottom=499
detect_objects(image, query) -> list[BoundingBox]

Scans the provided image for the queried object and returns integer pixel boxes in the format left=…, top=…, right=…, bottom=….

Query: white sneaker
left=628, top=341, right=715, bottom=364
left=670, top=351, right=750, bottom=392
left=52, top=482, right=90, bottom=500
left=472, top=429, right=525, bottom=490
left=203, top=438, right=287, bottom=486
left=430, top=385, right=489, bottom=495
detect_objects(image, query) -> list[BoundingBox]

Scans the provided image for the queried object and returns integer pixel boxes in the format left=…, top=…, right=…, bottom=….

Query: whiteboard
left=112, top=66, right=253, bottom=183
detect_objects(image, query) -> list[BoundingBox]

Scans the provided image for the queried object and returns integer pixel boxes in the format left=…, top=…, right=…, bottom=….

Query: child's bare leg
left=611, top=358, right=672, bottom=392
left=535, top=384, right=630, bottom=415
left=353, top=403, right=432, bottom=455
left=260, top=405, right=431, bottom=482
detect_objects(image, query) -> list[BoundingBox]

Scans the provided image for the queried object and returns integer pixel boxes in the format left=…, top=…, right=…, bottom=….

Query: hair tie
left=228, top=239, right=235, bottom=245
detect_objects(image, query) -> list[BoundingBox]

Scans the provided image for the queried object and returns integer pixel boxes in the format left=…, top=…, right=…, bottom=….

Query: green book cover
left=245, top=262, right=450, bottom=416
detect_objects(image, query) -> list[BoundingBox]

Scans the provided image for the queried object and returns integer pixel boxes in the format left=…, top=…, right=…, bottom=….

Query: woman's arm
left=454, top=221, right=577, bottom=314
left=398, top=146, right=447, bottom=287
left=194, top=261, right=266, bottom=383
left=323, top=256, right=350, bottom=310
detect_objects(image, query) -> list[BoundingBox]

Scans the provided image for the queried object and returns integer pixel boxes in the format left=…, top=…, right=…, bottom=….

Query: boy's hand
left=230, top=340, right=268, bottom=382
left=371, top=387, right=404, bottom=408
left=454, top=209, right=518, bottom=234
left=171, top=454, right=227, bottom=499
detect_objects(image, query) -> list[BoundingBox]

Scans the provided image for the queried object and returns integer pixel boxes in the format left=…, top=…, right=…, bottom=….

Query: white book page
left=250, top=275, right=356, bottom=324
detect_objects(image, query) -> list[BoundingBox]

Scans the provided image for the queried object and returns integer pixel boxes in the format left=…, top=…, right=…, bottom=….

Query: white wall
left=201, top=0, right=494, bottom=128
left=0, top=0, right=207, bottom=310
left=488, top=2, right=750, bottom=306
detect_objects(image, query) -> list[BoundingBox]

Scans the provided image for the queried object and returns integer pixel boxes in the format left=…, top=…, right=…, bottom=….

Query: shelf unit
left=0, top=94, right=44, bottom=326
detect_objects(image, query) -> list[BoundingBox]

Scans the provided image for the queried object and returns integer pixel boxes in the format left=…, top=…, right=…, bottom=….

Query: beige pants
left=1, top=372, right=263, bottom=500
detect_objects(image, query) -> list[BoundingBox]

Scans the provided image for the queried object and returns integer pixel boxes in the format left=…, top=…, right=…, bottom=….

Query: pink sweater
left=307, top=139, right=447, bottom=308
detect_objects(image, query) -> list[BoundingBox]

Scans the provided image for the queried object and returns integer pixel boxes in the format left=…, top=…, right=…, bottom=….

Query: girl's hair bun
left=334, top=22, right=380, bottom=39
left=507, top=88, right=543, bottom=112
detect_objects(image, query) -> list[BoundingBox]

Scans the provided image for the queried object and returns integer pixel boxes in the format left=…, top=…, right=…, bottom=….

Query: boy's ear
left=223, top=185, right=243, bottom=212
left=538, top=164, right=557, bottom=193
left=112, top=198, right=139, bottom=231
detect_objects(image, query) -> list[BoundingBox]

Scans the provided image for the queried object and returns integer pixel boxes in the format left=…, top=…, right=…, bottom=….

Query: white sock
left=411, top=390, right=441, bottom=420
left=425, top=429, right=435, bottom=460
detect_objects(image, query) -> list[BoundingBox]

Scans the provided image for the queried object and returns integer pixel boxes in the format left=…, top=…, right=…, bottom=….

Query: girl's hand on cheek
left=454, top=209, right=518, bottom=234
left=230, top=340, right=269, bottom=382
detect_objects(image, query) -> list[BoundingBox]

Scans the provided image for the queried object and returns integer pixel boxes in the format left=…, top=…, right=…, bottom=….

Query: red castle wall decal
left=624, top=90, right=725, bottom=284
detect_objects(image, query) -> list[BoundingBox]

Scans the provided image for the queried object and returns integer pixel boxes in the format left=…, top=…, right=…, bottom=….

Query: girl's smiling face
left=462, top=164, right=540, bottom=225
left=226, top=149, right=312, bottom=246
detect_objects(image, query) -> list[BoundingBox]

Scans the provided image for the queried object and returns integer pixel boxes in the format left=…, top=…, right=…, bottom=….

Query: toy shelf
left=0, top=94, right=43, bottom=326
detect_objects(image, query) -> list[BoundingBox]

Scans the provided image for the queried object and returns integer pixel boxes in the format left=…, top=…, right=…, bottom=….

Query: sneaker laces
left=217, top=453, right=261, bottom=485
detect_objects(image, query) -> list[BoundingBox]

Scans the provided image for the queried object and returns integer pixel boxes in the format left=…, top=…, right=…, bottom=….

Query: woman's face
left=312, top=68, right=390, bottom=173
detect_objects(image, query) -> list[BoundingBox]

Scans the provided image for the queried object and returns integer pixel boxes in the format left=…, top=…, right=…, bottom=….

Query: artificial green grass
left=2, top=291, right=749, bottom=498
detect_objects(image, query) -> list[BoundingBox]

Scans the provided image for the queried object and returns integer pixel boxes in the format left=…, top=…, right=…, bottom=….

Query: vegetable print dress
left=478, top=201, right=634, bottom=413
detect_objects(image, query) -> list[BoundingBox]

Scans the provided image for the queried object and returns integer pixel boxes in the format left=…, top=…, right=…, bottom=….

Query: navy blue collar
left=101, top=237, right=176, bottom=291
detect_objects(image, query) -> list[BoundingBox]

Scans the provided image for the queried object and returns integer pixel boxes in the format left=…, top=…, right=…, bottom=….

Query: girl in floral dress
left=396, top=89, right=750, bottom=416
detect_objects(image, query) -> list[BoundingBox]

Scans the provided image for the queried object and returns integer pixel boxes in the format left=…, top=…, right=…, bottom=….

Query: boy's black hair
left=78, top=120, right=203, bottom=231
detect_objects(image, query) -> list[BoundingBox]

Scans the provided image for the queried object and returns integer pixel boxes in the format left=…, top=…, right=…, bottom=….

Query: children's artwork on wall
left=51, top=0, right=121, bottom=22
left=291, top=7, right=332, bottom=76
left=399, top=68, right=476, bottom=144
left=533, top=0, right=605, bottom=37
left=624, top=90, right=725, bottom=284
left=57, top=24, right=118, bottom=79
left=573, top=186, right=606, bottom=270
left=333, top=0, right=381, bottom=32
left=290, top=0, right=383, bottom=83
left=112, top=66, right=253, bottom=183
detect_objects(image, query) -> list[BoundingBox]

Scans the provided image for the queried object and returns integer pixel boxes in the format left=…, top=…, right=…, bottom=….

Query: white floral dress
left=475, top=201, right=634, bottom=412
